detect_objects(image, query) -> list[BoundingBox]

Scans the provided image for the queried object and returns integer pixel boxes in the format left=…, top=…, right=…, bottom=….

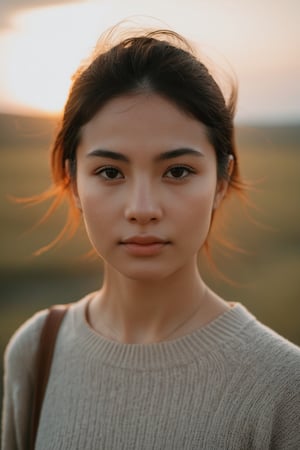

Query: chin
left=112, top=262, right=178, bottom=283
left=121, top=270, right=171, bottom=282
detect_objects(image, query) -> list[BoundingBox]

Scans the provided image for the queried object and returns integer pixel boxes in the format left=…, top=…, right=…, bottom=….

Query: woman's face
left=74, top=93, right=227, bottom=281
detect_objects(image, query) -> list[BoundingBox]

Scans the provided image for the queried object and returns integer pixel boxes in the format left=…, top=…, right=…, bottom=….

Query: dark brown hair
left=33, top=27, right=243, bottom=254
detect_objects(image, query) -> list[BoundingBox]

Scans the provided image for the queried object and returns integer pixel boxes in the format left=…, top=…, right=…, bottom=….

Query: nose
left=124, top=176, right=163, bottom=224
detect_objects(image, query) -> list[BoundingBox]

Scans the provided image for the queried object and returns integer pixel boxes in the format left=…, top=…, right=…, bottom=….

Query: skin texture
left=73, top=93, right=231, bottom=343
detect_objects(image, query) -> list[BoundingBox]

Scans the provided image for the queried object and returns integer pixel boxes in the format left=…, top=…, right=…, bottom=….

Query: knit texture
left=2, top=295, right=300, bottom=449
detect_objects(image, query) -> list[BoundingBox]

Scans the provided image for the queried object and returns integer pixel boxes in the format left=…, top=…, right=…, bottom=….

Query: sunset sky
left=0, top=0, right=299, bottom=123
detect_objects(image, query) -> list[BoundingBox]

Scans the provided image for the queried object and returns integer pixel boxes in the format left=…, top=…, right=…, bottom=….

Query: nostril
left=125, top=205, right=162, bottom=223
left=128, top=215, right=158, bottom=224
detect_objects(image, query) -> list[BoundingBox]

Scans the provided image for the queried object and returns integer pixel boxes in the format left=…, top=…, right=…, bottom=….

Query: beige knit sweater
left=2, top=295, right=300, bottom=450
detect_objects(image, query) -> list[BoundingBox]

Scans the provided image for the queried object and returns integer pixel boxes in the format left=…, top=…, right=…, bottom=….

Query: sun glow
left=2, top=2, right=114, bottom=115
left=0, top=0, right=299, bottom=121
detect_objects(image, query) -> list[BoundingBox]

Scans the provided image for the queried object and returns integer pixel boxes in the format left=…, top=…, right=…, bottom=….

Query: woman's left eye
left=164, top=165, right=195, bottom=179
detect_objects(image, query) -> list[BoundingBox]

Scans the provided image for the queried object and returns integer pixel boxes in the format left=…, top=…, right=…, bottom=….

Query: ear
left=213, top=179, right=228, bottom=210
left=65, top=159, right=82, bottom=210
left=213, top=155, right=234, bottom=210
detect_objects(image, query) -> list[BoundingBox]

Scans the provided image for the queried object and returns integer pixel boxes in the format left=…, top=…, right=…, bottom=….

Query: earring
left=227, top=154, right=234, bottom=178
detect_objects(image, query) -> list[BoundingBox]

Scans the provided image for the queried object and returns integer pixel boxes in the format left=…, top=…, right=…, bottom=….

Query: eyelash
left=95, top=166, right=123, bottom=180
left=95, top=164, right=196, bottom=181
left=164, top=165, right=196, bottom=179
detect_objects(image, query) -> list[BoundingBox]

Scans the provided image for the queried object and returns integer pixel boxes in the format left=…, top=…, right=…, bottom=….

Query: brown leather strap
left=30, top=305, right=69, bottom=450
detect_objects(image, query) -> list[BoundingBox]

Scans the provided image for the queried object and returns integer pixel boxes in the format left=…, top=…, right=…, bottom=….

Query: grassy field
left=0, top=114, right=299, bottom=417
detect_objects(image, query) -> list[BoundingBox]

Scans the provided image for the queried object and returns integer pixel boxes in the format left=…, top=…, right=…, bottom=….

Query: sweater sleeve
left=270, top=371, right=300, bottom=449
left=1, top=310, right=48, bottom=450
left=256, top=331, right=300, bottom=449
left=239, top=320, right=300, bottom=449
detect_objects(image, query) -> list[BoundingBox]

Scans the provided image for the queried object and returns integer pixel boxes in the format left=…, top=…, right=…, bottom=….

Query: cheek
left=75, top=179, right=116, bottom=241
left=77, top=174, right=113, bottom=214
left=80, top=203, right=117, bottom=258
left=177, top=174, right=216, bottom=213
left=81, top=196, right=116, bottom=230
left=174, top=178, right=217, bottom=241
left=185, top=194, right=214, bottom=230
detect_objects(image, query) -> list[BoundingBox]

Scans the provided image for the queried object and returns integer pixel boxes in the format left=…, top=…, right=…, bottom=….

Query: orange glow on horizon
left=0, top=1, right=299, bottom=122
left=1, top=3, right=110, bottom=115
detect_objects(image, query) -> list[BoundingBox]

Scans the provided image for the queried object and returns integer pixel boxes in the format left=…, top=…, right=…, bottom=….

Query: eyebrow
left=156, top=148, right=204, bottom=161
left=87, top=148, right=204, bottom=162
left=87, top=149, right=130, bottom=162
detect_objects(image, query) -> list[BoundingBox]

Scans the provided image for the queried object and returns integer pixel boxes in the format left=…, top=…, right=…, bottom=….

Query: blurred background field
left=0, top=113, right=300, bottom=410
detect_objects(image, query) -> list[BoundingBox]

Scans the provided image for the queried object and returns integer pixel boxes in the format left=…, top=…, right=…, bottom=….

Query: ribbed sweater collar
left=69, top=295, right=256, bottom=370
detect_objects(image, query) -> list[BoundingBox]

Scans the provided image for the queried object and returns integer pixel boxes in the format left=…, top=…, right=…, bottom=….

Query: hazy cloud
left=0, top=0, right=85, bottom=29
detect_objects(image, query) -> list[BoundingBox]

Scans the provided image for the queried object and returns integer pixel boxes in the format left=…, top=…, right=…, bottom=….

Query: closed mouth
left=120, top=236, right=170, bottom=246
left=119, top=237, right=170, bottom=256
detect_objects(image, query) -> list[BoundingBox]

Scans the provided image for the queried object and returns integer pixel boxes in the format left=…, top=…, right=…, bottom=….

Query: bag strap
left=30, top=304, right=70, bottom=450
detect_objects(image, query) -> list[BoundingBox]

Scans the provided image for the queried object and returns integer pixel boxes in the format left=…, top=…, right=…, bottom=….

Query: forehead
left=79, top=93, right=213, bottom=156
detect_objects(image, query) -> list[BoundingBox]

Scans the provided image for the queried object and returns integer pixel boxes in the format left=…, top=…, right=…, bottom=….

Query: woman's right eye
left=96, top=166, right=124, bottom=180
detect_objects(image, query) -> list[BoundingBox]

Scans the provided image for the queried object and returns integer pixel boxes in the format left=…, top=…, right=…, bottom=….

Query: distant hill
left=0, top=113, right=58, bottom=149
left=236, top=122, right=300, bottom=150
left=0, top=112, right=299, bottom=150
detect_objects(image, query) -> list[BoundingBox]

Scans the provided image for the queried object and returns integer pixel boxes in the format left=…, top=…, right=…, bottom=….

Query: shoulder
left=233, top=311, right=300, bottom=398
left=4, top=308, right=49, bottom=379
left=222, top=306, right=300, bottom=444
left=2, top=310, right=50, bottom=446
left=240, top=318, right=300, bottom=446
left=240, top=316, right=300, bottom=367
left=4, top=295, right=91, bottom=375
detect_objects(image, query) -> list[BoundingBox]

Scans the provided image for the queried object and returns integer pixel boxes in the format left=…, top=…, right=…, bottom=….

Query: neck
left=88, top=262, right=228, bottom=343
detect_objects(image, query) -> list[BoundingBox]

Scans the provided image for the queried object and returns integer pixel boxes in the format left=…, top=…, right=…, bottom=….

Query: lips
left=121, top=235, right=168, bottom=245
left=120, top=235, right=170, bottom=256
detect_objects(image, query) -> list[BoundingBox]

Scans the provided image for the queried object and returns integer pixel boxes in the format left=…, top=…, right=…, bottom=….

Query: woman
left=2, top=28, right=300, bottom=449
